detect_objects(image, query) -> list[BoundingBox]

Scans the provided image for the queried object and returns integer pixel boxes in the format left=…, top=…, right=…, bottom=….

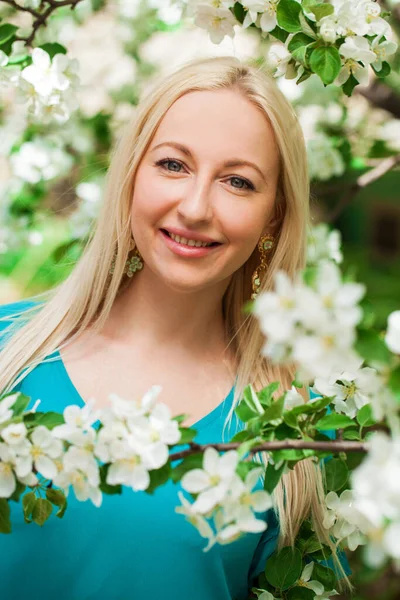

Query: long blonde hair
left=0, top=56, right=350, bottom=588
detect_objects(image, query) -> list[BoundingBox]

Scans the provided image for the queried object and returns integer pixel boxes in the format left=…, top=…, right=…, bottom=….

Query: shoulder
left=0, top=297, right=44, bottom=342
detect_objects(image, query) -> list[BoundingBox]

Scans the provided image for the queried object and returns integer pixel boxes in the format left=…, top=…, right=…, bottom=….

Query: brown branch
left=169, top=439, right=369, bottom=461
left=325, top=153, right=400, bottom=223
left=2, top=0, right=86, bottom=48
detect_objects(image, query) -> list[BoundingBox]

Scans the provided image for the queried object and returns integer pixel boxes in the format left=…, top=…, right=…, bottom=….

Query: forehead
left=150, top=89, right=280, bottom=171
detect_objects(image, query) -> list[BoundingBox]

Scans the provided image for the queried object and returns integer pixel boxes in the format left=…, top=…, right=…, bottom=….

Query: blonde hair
left=0, top=56, right=350, bottom=589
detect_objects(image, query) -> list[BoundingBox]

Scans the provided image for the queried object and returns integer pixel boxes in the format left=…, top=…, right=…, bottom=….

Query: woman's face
left=130, top=88, right=281, bottom=293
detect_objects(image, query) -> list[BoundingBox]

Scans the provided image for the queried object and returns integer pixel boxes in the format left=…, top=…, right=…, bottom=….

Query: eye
left=155, top=157, right=255, bottom=191
left=228, top=176, right=255, bottom=191
left=155, top=158, right=185, bottom=173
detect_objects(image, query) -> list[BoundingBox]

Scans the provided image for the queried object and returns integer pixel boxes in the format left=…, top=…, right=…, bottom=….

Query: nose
left=176, top=178, right=214, bottom=225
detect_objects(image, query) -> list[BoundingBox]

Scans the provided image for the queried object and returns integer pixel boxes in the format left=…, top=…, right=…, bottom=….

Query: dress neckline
left=53, top=348, right=236, bottom=430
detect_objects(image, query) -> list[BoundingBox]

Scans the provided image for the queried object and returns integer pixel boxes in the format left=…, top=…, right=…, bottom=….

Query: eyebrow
left=151, top=141, right=267, bottom=183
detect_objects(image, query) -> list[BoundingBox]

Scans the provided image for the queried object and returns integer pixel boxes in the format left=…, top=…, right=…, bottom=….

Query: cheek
left=131, top=166, right=170, bottom=224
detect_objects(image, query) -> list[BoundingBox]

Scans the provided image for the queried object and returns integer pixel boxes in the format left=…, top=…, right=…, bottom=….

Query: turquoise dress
left=0, top=299, right=280, bottom=600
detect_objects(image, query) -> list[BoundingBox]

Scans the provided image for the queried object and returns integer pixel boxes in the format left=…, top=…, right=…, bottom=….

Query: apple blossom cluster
left=306, top=223, right=343, bottom=266
left=252, top=259, right=366, bottom=381
left=177, top=446, right=272, bottom=551
left=0, top=386, right=181, bottom=504
left=0, top=386, right=273, bottom=550
left=0, top=46, right=80, bottom=125
left=183, top=0, right=397, bottom=94
left=323, top=432, right=400, bottom=569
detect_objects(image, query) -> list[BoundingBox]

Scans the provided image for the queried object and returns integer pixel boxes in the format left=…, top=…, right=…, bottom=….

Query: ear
left=263, top=200, right=284, bottom=237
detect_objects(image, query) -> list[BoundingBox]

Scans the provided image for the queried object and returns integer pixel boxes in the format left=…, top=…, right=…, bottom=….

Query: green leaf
left=325, top=458, right=348, bottom=491
left=355, top=329, right=392, bottom=364
left=0, top=24, right=18, bottom=45
left=343, top=428, right=360, bottom=441
left=38, top=43, right=67, bottom=59
left=310, top=543, right=333, bottom=561
left=258, top=382, right=280, bottom=408
left=269, top=25, right=290, bottom=43
left=264, top=461, right=287, bottom=494
left=146, top=462, right=172, bottom=495
left=45, top=487, right=67, bottom=518
left=310, top=3, right=334, bottom=20
left=3, top=392, right=30, bottom=416
left=296, top=69, right=312, bottom=84
left=316, top=413, right=354, bottom=430
left=288, top=32, right=315, bottom=63
left=260, top=396, right=285, bottom=425
left=342, top=73, right=358, bottom=97
left=309, top=46, right=341, bottom=85
left=291, top=379, right=304, bottom=388
left=32, top=498, right=53, bottom=526
left=230, top=430, right=251, bottom=443
left=277, top=0, right=302, bottom=33
left=99, top=464, right=122, bottom=495
left=235, top=401, right=258, bottom=423
left=299, top=11, right=318, bottom=38
left=356, top=404, right=375, bottom=428
left=265, top=546, right=303, bottom=590
left=178, top=427, right=197, bottom=444
left=283, top=410, right=299, bottom=429
left=312, top=562, right=337, bottom=589
left=300, top=537, right=324, bottom=555
left=287, top=587, right=315, bottom=600
left=372, top=61, right=391, bottom=78
left=388, top=366, right=400, bottom=402
left=22, top=491, right=36, bottom=522
left=291, top=396, right=332, bottom=417
left=243, top=385, right=260, bottom=412
left=26, top=411, right=66, bottom=430
left=0, top=499, right=11, bottom=534
left=8, top=481, right=26, bottom=503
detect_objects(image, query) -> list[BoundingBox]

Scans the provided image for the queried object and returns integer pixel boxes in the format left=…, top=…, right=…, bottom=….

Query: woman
left=0, top=56, right=349, bottom=599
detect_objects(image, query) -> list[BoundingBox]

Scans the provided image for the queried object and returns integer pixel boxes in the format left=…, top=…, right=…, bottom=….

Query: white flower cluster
left=0, top=47, right=80, bottom=124
left=253, top=260, right=366, bottom=381
left=9, top=136, right=74, bottom=185
left=307, top=223, right=343, bottom=266
left=324, top=432, right=400, bottom=569
left=0, top=386, right=181, bottom=506
left=69, top=179, right=104, bottom=239
left=307, top=134, right=345, bottom=182
left=184, top=0, right=396, bottom=91
left=314, top=1, right=397, bottom=86
left=313, top=358, right=398, bottom=424
left=177, top=446, right=272, bottom=551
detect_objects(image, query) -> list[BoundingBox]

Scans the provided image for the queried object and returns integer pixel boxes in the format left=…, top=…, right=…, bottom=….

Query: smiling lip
left=161, top=226, right=220, bottom=244
left=159, top=229, right=222, bottom=258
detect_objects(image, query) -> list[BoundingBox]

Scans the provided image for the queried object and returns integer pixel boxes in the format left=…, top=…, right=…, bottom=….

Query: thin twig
left=2, top=0, right=86, bottom=48
left=169, top=439, right=369, bottom=461
left=325, top=153, right=400, bottom=223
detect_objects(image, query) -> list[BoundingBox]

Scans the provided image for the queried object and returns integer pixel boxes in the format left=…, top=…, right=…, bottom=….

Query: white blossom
left=268, top=42, right=292, bottom=77
left=181, top=446, right=239, bottom=514
left=307, top=224, right=343, bottom=266
left=385, top=310, right=400, bottom=354
left=0, top=393, right=20, bottom=425
left=187, top=2, right=238, bottom=44
left=312, top=359, right=379, bottom=419
left=307, top=134, right=345, bottom=181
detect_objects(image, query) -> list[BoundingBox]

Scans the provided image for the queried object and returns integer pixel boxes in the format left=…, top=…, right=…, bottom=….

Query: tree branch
left=169, top=438, right=369, bottom=462
left=2, top=0, right=86, bottom=48
left=325, top=153, right=400, bottom=223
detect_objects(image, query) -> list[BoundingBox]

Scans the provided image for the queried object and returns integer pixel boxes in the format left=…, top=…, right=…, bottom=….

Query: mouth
left=160, top=229, right=221, bottom=248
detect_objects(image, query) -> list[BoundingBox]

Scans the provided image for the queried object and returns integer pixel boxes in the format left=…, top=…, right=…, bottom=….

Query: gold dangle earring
left=109, top=237, right=144, bottom=277
left=250, top=233, right=275, bottom=300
